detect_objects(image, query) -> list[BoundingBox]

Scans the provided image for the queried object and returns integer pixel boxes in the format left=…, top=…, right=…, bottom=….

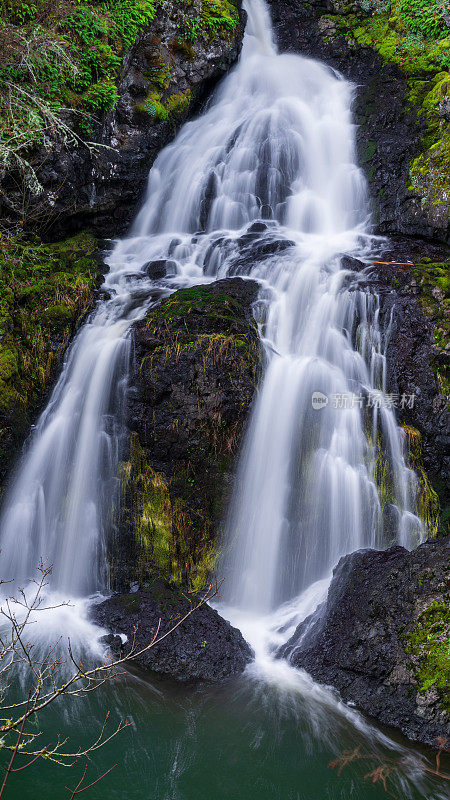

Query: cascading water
left=0, top=3, right=443, bottom=798
left=0, top=0, right=421, bottom=610
left=114, top=0, right=423, bottom=616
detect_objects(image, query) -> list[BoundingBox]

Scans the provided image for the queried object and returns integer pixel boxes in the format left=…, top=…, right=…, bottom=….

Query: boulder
left=108, top=277, right=262, bottom=591
left=279, top=539, right=450, bottom=746
left=92, top=582, right=253, bottom=682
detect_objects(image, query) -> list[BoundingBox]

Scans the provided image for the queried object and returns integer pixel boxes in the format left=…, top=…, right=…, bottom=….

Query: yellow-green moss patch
left=405, top=600, right=450, bottom=709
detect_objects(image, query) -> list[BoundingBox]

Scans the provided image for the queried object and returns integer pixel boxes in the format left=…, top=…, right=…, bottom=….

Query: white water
left=0, top=0, right=428, bottom=769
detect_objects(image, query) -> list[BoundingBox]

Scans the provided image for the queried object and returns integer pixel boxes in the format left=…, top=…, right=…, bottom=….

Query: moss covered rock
left=109, top=277, right=262, bottom=592
left=280, top=538, right=450, bottom=747
left=0, top=0, right=245, bottom=237
left=0, top=230, right=106, bottom=484
left=315, top=0, right=450, bottom=239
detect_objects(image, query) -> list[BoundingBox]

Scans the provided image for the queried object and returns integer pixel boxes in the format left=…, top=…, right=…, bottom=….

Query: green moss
left=142, top=288, right=260, bottom=389
left=149, top=287, right=249, bottom=324
left=317, top=2, right=450, bottom=221
left=117, top=592, right=142, bottom=613
left=368, top=432, right=395, bottom=509
left=165, top=90, right=192, bottom=116
left=411, top=258, right=450, bottom=400
left=409, top=131, right=450, bottom=211
left=138, top=88, right=192, bottom=121
left=181, top=0, right=239, bottom=42
left=0, top=230, right=99, bottom=417
left=402, top=426, right=441, bottom=537
left=405, top=601, right=450, bottom=708
left=122, top=433, right=218, bottom=592
left=116, top=283, right=261, bottom=592
left=363, top=140, right=377, bottom=161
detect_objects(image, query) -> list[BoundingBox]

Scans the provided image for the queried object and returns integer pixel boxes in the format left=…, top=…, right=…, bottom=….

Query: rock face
left=109, top=277, right=262, bottom=591
left=279, top=540, right=450, bottom=746
left=342, top=240, right=450, bottom=531
left=92, top=581, right=253, bottom=682
left=0, top=232, right=108, bottom=487
left=267, top=0, right=449, bottom=243
left=2, top=1, right=245, bottom=239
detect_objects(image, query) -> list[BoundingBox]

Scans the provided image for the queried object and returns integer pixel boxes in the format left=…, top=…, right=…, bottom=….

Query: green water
left=4, top=669, right=448, bottom=800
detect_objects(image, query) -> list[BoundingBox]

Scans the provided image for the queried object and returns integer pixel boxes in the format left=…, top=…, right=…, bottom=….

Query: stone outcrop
left=342, top=241, right=450, bottom=533
left=92, top=580, right=253, bottom=682
left=109, top=277, right=262, bottom=591
left=267, top=0, right=450, bottom=243
left=279, top=539, right=450, bottom=746
left=1, top=1, right=245, bottom=239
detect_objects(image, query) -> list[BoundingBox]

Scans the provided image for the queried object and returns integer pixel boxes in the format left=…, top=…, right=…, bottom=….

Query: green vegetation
left=148, top=286, right=250, bottom=324
left=136, top=88, right=192, bottom=121
left=0, top=0, right=158, bottom=193
left=143, top=286, right=261, bottom=382
left=0, top=230, right=99, bottom=419
left=115, top=285, right=261, bottom=592
left=0, top=0, right=240, bottom=200
left=180, top=0, right=239, bottom=41
left=412, top=256, right=450, bottom=398
left=402, top=425, right=441, bottom=536
left=319, top=1, right=450, bottom=222
left=405, top=600, right=450, bottom=708
left=398, top=0, right=449, bottom=40
left=121, top=433, right=218, bottom=592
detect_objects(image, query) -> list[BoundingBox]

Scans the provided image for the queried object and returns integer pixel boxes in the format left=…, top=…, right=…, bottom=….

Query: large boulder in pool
left=92, top=581, right=253, bottom=683
left=278, top=539, right=450, bottom=747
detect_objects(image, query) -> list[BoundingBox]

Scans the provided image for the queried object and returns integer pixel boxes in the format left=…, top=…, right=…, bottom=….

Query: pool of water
left=5, top=659, right=448, bottom=800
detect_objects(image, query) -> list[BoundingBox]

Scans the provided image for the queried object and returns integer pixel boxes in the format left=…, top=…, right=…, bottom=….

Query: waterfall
left=0, top=0, right=421, bottom=610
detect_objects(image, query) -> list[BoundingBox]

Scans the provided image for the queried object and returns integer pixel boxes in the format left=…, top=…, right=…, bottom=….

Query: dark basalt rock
left=339, top=238, right=449, bottom=519
left=110, top=276, right=262, bottom=591
left=2, top=3, right=246, bottom=239
left=358, top=238, right=449, bottom=513
left=279, top=539, right=450, bottom=746
left=142, top=259, right=169, bottom=280
left=92, top=582, right=253, bottom=683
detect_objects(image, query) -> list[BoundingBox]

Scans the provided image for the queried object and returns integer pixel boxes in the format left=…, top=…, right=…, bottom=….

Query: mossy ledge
left=405, top=600, right=450, bottom=713
left=0, top=230, right=106, bottom=484
left=109, top=277, right=262, bottom=592
left=307, top=0, right=450, bottom=237
left=0, top=0, right=245, bottom=237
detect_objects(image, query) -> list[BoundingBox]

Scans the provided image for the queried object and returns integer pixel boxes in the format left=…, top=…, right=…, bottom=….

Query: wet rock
left=248, top=221, right=268, bottom=233
left=109, top=277, right=262, bottom=591
left=340, top=254, right=366, bottom=273
left=367, top=238, right=450, bottom=518
left=230, top=235, right=296, bottom=275
left=142, top=259, right=169, bottom=280
left=439, top=95, right=450, bottom=123
left=279, top=539, right=450, bottom=746
left=383, top=503, right=401, bottom=543
left=333, top=238, right=449, bottom=530
left=266, top=0, right=447, bottom=242
left=92, top=582, right=253, bottom=682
